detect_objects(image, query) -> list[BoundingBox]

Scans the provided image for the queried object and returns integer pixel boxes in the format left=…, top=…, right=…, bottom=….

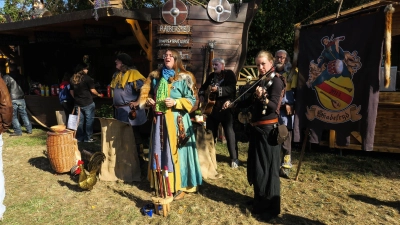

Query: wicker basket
left=47, top=130, right=76, bottom=173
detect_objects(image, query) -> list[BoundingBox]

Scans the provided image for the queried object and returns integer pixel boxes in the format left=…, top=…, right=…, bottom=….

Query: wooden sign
left=157, top=25, right=192, bottom=34
left=157, top=49, right=191, bottom=60
left=0, top=34, right=28, bottom=45
left=34, top=31, right=70, bottom=43
left=157, top=63, right=191, bottom=70
left=157, top=38, right=192, bottom=47
left=84, top=25, right=115, bottom=38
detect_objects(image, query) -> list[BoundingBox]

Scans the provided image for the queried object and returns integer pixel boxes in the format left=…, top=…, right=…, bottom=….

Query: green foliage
left=0, top=0, right=31, bottom=22
left=246, top=0, right=374, bottom=64
left=95, top=104, right=114, bottom=118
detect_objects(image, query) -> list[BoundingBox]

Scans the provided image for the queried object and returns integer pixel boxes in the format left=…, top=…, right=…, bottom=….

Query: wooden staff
left=295, top=127, right=310, bottom=181
left=152, top=160, right=159, bottom=197
left=164, top=166, right=172, bottom=196
left=154, top=153, right=164, bottom=198
left=160, top=114, right=164, bottom=151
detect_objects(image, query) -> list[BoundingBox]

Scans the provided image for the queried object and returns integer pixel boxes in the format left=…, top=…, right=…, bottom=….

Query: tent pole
left=295, top=127, right=310, bottom=181
left=336, top=0, right=344, bottom=18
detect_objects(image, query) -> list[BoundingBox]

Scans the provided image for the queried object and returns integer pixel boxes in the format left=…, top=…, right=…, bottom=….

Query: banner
left=294, top=8, right=385, bottom=150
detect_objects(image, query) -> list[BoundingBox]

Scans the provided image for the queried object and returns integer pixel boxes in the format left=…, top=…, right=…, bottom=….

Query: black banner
left=294, top=8, right=385, bottom=150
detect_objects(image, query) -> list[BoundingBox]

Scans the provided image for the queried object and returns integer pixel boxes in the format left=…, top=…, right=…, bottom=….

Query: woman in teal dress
left=139, top=49, right=202, bottom=200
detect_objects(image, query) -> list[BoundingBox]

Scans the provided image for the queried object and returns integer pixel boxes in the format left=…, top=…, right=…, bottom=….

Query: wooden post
left=295, top=127, right=310, bottom=181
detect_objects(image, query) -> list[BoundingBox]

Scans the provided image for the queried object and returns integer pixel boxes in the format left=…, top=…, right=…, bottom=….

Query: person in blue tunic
left=139, top=49, right=202, bottom=200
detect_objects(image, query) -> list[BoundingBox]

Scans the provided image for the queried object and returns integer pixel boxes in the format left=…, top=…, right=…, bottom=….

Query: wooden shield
left=207, top=0, right=231, bottom=23
left=162, top=0, right=188, bottom=25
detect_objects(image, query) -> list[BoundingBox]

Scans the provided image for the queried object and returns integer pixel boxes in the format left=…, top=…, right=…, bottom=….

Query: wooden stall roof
left=0, top=7, right=151, bottom=42
left=308, top=0, right=400, bottom=36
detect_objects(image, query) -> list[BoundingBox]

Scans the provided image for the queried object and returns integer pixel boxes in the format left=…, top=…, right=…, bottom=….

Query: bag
left=67, top=107, right=80, bottom=131
left=177, top=114, right=189, bottom=147
left=276, top=124, right=289, bottom=144
left=267, top=124, right=289, bottom=146
left=59, top=84, right=73, bottom=102
left=128, top=107, right=136, bottom=120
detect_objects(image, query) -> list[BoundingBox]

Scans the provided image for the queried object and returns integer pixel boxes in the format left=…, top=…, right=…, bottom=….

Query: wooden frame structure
left=0, top=1, right=262, bottom=127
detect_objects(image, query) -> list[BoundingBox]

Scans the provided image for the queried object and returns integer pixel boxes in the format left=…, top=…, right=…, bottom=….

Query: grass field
left=1, top=127, right=399, bottom=224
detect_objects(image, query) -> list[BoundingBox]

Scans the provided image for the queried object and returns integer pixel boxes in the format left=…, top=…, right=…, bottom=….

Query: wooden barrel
left=46, top=131, right=75, bottom=173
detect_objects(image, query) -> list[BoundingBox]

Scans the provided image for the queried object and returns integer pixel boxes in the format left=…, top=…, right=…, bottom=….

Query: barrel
left=46, top=130, right=76, bottom=173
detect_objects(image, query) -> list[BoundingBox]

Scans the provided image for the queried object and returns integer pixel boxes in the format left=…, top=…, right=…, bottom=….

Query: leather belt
left=114, top=103, right=130, bottom=108
left=250, top=118, right=278, bottom=126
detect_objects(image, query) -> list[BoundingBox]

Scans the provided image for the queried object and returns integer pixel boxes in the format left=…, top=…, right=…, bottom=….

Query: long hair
left=71, top=64, right=87, bottom=85
left=163, top=49, right=188, bottom=75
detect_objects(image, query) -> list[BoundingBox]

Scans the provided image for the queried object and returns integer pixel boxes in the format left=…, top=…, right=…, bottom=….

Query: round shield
left=207, top=0, right=232, bottom=23
left=162, top=0, right=188, bottom=25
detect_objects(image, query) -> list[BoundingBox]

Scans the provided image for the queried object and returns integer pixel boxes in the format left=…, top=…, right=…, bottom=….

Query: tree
left=0, top=0, right=31, bottom=22
left=246, top=0, right=374, bottom=64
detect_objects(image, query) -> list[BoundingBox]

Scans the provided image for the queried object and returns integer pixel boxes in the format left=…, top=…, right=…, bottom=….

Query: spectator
left=0, top=73, right=13, bottom=220
left=274, top=50, right=298, bottom=178
left=2, top=70, right=32, bottom=136
left=59, top=73, right=74, bottom=123
left=69, top=64, right=103, bottom=142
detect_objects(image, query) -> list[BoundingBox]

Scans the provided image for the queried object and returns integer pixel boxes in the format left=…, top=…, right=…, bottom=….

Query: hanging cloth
left=155, top=67, right=175, bottom=113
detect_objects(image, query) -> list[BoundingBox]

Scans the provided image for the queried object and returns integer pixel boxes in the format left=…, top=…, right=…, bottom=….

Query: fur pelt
left=384, top=4, right=395, bottom=88
left=139, top=69, right=197, bottom=109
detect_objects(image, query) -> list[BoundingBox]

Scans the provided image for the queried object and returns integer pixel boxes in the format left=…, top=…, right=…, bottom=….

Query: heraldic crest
left=306, top=34, right=363, bottom=124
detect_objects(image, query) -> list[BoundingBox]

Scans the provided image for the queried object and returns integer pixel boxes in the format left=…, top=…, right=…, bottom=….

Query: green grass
left=0, top=127, right=399, bottom=224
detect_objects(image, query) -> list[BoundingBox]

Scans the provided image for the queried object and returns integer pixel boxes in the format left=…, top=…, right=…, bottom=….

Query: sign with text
left=34, top=31, right=71, bottom=43
left=157, top=38, right=192, bottom=47
left=157, top=49, right=191, bottom=60
left=157, top=63, right=191, bottom=70
left=84, top=25, right=115, bottom=38
left=0, top=34, right=28, bottom=45
left=157, top=25, right=192, bottom=34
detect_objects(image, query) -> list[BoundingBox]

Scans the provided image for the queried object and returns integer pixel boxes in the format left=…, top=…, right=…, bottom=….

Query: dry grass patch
left=1, top=128, right=399, bottom=224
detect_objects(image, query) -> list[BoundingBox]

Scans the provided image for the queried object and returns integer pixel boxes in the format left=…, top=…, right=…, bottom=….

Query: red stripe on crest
left=317, top=82, right=352, bottom=104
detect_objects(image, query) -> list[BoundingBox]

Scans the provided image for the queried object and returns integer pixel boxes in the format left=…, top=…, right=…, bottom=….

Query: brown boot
left=173, top=191, right=186, bottom=200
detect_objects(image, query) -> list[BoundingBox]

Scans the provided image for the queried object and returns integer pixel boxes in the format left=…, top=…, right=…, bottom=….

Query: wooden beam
left=350, top=131, right=362, bottom=144
left=329, top=130, right=336, bottom=149
left=125, top=19, right=152, bottom=62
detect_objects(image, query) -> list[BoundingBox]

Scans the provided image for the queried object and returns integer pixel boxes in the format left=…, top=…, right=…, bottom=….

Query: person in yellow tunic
left=110, top=53, right=147, bottom=167
left=139, top=49, right=202, bottom=200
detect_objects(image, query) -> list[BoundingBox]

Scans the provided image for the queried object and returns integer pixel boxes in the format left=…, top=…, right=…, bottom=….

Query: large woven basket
left=47, top=130, right=75, bottom=173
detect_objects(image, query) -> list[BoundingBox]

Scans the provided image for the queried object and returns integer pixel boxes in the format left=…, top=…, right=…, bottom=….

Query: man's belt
left=250, top=118, right=278, bottom=126
left=114, top=103, right=130, bottom=108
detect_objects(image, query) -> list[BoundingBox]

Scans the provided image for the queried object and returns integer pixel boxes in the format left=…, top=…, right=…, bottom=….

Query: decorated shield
left=207, top=0, right=231, bottom=23
left=162, top=0, right=188, bottom=25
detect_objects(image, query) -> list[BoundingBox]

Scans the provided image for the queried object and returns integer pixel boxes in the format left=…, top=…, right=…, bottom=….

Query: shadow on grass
left=349, top=194, right=400, bottom=212
left=215, top=154, right=247, bottom=168
left=294, top=150, right=400, bottom=180
left=57, top=180, right=86, bottom=192
left=28, top=156, right=54, bottom=174
left=113, top=188, right=150, bottom=209
left=276, top=213, right=327, bottom=225
left=199, top=180, right=253, bottom=214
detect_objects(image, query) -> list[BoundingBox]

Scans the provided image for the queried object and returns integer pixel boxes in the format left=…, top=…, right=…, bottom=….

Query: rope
left=298, top=1, right=335, bottom=24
